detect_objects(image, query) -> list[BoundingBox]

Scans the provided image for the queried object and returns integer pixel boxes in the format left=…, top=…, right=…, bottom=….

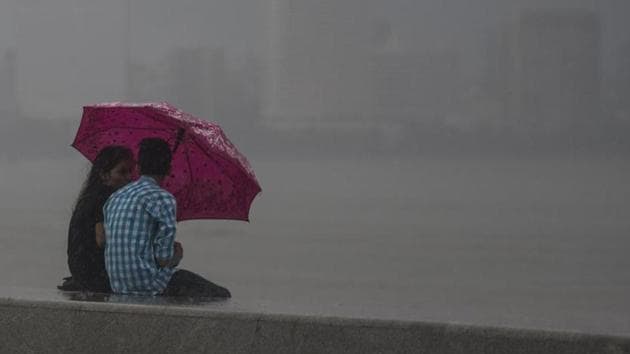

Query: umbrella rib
left=189, top=135, right=231, bottom=181
left=187, top=133, right=261, bottom=220
left=73, top=126, right=176, bottom=147
left=188, top=134, right=259, bottom=190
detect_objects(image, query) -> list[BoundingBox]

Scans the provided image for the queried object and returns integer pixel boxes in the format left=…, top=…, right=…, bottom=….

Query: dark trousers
left=163, top=269, right=231, bottom=298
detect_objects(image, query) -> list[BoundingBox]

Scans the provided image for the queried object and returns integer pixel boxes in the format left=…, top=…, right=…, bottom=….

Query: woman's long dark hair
left=73, top=146, right=134, bottom=215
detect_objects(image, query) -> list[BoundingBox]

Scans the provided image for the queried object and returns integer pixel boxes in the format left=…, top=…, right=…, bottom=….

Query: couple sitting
left=59, top=138, right=230, bottom=298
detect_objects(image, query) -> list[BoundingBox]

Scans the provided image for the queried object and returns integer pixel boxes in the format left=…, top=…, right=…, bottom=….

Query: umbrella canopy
left=72, top=102, right=261, bottom=221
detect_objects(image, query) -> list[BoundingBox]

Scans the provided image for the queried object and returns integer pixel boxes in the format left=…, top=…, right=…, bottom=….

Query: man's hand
left=157, top=242, right=184, bottom=268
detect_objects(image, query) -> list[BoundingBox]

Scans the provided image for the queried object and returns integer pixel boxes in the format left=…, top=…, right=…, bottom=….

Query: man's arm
left=148, top=194, right=180, bottom=268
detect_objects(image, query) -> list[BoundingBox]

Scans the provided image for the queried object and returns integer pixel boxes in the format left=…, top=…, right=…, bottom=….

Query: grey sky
left=0, top=0, right=628, bottom=123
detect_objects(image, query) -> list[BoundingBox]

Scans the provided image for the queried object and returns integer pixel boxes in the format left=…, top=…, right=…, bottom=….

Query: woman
left=58, top=146, right=134, bottom=292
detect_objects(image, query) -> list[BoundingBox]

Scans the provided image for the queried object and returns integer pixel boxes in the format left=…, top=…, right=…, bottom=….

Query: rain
left=0, top=0, right=629, bottom=336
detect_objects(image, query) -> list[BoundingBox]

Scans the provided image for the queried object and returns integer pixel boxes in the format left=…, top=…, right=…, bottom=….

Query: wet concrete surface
left=1, top=155, right=629, bottom=337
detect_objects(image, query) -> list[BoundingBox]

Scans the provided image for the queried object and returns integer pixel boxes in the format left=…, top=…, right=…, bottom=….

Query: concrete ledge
left=1, top=297, right=629, bottom=353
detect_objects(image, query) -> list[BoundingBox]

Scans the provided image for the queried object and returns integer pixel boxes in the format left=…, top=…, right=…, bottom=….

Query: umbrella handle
left=172, top=128, right=185, bottom=153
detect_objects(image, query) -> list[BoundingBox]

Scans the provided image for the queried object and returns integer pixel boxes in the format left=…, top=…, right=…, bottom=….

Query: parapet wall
left=1, top=298, right=629, bottom=354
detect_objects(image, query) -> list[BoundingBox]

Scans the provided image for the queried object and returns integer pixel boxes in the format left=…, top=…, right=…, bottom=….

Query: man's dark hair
left=138, top=138, right=172, bottom=176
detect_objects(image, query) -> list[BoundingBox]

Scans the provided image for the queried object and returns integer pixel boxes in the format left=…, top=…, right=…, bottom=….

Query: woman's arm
left=95, top=222, right=105, bottom=248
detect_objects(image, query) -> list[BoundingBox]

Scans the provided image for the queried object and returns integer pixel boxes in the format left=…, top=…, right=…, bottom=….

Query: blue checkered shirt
left=104, top=176, right=177, bottom=295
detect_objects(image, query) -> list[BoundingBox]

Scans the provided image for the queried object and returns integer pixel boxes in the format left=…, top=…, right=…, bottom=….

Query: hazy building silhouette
left=0, top=48, right=18, bottom=122
left=166, top=47, right=227, bottom=120
left=479, top=26, right=513, bottom=133
left=264, top=0, right=373, bottom=131
left=14, top=2, right=127, bottom=120
left=608, top=41, right=630, bottom=128
left=219, top=52, right=264, bottom=134
left=126, top=60, right=158, bottom=102
left=511, top=9, right=602, bottom=135
left=371, top=49, right=462, bottom=132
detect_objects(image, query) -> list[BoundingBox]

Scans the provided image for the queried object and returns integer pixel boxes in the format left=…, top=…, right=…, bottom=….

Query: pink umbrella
left=72, top=102, right=261, bottom=222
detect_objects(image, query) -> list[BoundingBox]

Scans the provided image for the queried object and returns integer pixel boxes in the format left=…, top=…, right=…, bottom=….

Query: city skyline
left=0, top=0, right=627, bottom=142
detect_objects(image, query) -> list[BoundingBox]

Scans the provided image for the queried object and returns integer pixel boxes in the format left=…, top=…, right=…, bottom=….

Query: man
left=104, top=137, right=231, bottom=298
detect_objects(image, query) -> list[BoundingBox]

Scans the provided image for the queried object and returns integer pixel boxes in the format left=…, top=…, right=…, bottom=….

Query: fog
left=0, top=0, right=629, bottom=335
left=1, top=0, right=629, bottom=151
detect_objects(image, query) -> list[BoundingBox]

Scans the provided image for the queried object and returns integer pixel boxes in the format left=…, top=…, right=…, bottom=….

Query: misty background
left=0, top=0, right=629, bottom=335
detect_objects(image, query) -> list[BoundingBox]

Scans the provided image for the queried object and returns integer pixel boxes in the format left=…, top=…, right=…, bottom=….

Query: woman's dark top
left=66, top=185, right=115, bottom=292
